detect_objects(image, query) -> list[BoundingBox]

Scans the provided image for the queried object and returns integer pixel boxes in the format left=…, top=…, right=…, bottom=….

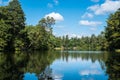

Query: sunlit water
left=0, top=51, right=119, bottom=80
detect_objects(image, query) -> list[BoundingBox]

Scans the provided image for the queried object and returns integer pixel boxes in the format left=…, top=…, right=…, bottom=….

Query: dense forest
left=0, top=0, right=120, bottom=52
left=55, top=33, right=106, bottom=51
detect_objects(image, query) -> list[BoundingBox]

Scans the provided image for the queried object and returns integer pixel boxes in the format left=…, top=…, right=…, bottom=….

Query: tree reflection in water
left=0, top=51, right=120, bottom=80
left=0, top=52, right=29, bottom=80
left=39, top=66, right=53, bottom=80
left=39, top=66, right=63, bottom=80
left=24, top=51, right=62, bottom=80
left=38, top=51, right=109, bottom=80
left=105, top=52, right=120, bottom=80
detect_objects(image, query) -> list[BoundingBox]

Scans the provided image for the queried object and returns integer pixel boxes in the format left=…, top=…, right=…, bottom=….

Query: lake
left=0, top=51, right=119, bottom=80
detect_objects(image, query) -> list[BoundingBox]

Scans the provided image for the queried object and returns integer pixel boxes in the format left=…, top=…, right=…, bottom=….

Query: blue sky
left=0, top=0, right=120, bottom=37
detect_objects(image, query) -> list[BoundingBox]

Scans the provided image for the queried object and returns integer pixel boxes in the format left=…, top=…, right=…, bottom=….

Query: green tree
left=25, top=25, right=48, bottom=50
left=38, top=17, right=55, bottom=50
left=105, top=8, right=120, bottom=51
left=0, top=0, right=26, bottom=51
left=7, top=0, right=26, bottom=51
left=0, top=19, right=11, bottom=51
left=25, top=17, right=55, bottom=50
left=0, top=6, right=13, bottom=51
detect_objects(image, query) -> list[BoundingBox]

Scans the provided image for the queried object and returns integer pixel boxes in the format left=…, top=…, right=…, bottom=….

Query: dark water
left=0, top=51, right=120, bottom=80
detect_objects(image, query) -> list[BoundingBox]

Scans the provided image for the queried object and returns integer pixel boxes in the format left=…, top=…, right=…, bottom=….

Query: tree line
left=55, top=33, right=106, bottom=51
left=0, top=0, right=120, bottom=51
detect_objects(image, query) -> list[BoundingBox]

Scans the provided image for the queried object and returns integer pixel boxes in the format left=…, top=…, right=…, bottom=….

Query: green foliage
left=25, top=17, right=56, bottom=50
left=0, top=0, right=56, bottom=51
left=0, top=52, right=29, bottom=80
left=0, top=0, right=27, bottom=51
left=0, top=21, right=7, bottom=50
left=106, top=52, right=120, bottom=80
left=7, top=0, right=26, bottom=51
left=105, top=8, right=120, bottom=51
left=55, top=33, right=106, bottom=51
left=0, top=7, right=12, bottom=51
left=25, top=25, right=48, bottom=50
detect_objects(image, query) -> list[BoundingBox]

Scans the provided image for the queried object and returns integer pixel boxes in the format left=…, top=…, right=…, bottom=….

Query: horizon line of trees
left=0, top=0, right=120, bottom=52
left=54, top=33, right=106, bottom=51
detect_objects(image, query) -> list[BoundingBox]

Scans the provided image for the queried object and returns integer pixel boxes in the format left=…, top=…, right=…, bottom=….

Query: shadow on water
left=0, top=52, right=29, bottom=80
left=0, top=51, right=120, bottom=80
left=105, top=52, right=120, bottom=80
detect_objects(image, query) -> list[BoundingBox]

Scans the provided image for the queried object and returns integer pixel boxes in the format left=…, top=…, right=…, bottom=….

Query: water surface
left=0, top=51, right=119, bottom=80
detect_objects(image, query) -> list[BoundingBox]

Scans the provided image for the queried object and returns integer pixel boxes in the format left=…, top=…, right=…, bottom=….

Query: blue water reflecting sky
left=50, top=57, right=108, bottom=80
left=23, top=51, right=109, bottom=80
left=23, top=73, right=38, bottom=80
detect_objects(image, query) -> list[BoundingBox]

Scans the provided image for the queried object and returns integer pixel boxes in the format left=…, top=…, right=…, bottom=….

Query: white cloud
left=88, top=5, right=99, bottom=11
left=88, top=0, right=120, bottom=15
left=45, top=12, right=64, bottom=22
left=54, top=0, right=59, bottom=5
left=80, top=70, right=101, bottom=76
left=81, top=12, right=94, bottom=18
left=68, top=34, right=82, bottom=38
left=47, top=3, right=53, bottom=8
left=91, top=0, right=100, bottom=2
left=79, top=20, right=102, bottom=26
left=64, top=33, right=82, bottom=38
left=54, top=32, right=89, bottom=38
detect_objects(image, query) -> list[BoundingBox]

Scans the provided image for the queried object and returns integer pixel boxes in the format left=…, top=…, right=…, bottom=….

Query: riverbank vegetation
left=0, top=0, right=120, bottom=52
